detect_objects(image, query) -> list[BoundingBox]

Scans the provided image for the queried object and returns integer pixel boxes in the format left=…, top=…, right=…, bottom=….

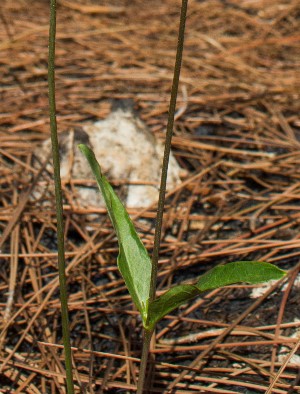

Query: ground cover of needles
left=0, top=0, right=300, bottom=392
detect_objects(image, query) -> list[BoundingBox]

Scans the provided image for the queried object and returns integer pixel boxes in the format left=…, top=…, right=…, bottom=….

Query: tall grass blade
left=48, top=0, right=74, bottom=391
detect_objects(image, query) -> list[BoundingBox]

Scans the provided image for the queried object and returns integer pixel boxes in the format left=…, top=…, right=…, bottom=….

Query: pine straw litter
left=0, top=0, right=300, bottom=392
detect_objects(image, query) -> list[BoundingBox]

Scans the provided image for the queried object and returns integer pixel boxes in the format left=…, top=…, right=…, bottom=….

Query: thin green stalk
left=149, top=0, right=188, bottom=304
left=48, top=1, right=74, bottom=392
left=136, top=329, right=153, bottom=393
left=137, top=1, right=188, bottom=392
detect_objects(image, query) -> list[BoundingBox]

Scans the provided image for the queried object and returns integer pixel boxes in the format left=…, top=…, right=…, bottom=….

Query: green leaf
left=146, top=261, right=286, bottom=330
left=195, top=261, right=285, bottom=291
left=79, top=144, right=152, bottom=322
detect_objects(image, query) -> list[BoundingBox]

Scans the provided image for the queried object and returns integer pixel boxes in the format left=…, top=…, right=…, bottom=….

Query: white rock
left=278, top=319, right=300, bottom=366
left=32, top=103, right=182, bottom=209
left=250, top=274, right=300, bottom=299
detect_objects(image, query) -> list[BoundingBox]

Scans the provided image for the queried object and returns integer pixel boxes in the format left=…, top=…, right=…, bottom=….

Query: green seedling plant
left=79, top=144, right=286, bottom=391
left=78, top=4, right=285, bottom=392
left=48, top=0, right=286, bottom=391
left=79, top=144, right=286, bottom=333
left=78, top=1, right=285, bottom=392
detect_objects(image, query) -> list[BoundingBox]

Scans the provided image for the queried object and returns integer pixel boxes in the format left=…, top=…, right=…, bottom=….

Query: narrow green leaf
left=195, top=261, right=285, bottom=291
left=147, top=261, right=286, bottom=330
left=146, top=284, right=199, bottom=330
left=79, top=144, right=151, bottom=322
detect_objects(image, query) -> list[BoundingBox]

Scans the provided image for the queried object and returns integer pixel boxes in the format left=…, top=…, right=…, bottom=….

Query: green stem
left=138, top=1, right=188, bottom=392
left=136, top=329, right=153, bottom=394
left=48, top=1, right=74, bottom=392
left=149, top=0, right=188, bottom=304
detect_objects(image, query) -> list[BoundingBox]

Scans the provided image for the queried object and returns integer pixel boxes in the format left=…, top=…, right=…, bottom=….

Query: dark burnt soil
left=0, top=0, right=300, bottom=392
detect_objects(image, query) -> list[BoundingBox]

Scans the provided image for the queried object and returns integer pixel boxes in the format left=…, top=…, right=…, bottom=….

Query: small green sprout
left=79, top=144, right=286, bottom=332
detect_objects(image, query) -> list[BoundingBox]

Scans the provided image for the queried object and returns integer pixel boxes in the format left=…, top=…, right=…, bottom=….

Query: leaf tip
left=78, top=143, right=89, bottom=154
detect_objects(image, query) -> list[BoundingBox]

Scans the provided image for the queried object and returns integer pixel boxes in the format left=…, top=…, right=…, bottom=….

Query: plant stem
left=137, top=1, right=188, bottom=392
left=149, top=0, right=188, bottom=303
left=136, top=329, right=153, bottom=394
left=48, top=1, right=74, bottom=392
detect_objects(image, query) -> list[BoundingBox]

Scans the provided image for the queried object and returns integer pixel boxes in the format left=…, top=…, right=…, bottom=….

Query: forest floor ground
left=0, top=0, right=300, bottom=392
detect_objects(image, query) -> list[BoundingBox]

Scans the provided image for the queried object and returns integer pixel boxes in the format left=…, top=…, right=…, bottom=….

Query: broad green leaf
left=146, top=261, right=286, bottom=330
left=79, top=144, right=151, bottom=322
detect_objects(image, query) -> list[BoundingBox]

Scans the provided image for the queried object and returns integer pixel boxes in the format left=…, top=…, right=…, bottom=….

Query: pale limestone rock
left=32, top=103, right=182, bottom=209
